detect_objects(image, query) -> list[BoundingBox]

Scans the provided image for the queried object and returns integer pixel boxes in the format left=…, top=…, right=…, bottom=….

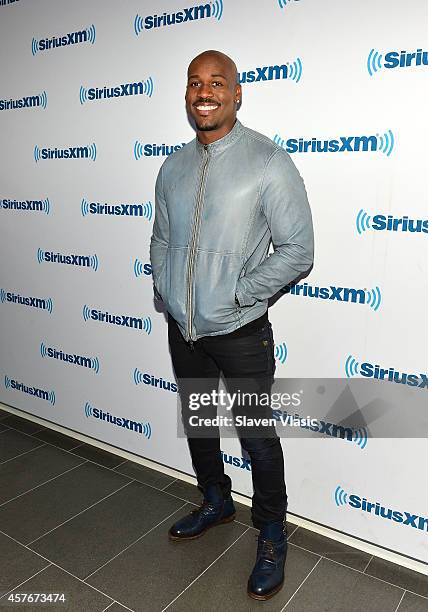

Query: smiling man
left=150, top=50, right=314, bottom=600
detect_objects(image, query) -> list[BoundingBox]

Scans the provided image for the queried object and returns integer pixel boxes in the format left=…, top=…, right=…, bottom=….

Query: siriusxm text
left=372, top=215, right=428, bottom=233
left=286, top=283, right=366, bottom=303
left=360, top=362, right=428, bottom=389
left=349, top=495, right=428, bottom=532
left=285, top=136, right=378, bottom=153
left=90, top=408, right=146, bottom=434
left=141, top=5, right=211, bottom=30
left=143, top=143, right=185, bottom=157
left=3, top=292, right=49, bottom=310
left=2, top=199, right=44, bottom=211
left=7, top=379, right=50, bottom=401
left=0, top=95, right=42, bottom=111
left=34, top=30, right=90, bottom=51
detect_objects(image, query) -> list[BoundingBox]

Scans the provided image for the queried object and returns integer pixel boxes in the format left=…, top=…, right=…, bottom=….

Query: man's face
left=185, top=54, right=241, bottom=140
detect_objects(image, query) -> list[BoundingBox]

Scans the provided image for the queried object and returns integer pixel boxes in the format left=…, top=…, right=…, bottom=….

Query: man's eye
left=189, top=82, right=199, bottom=87
left=212, top=81, right=223, bottom=87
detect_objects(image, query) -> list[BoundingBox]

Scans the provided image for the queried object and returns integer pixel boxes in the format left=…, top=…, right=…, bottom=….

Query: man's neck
left=196, top=119, right=237, bottom=145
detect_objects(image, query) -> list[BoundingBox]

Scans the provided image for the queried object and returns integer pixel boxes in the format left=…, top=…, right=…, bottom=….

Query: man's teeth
left=196, top=105, right=218, bottom=110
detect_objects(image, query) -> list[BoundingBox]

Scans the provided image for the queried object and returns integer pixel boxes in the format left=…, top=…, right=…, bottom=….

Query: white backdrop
left=1, top=0, right=427, bottom=566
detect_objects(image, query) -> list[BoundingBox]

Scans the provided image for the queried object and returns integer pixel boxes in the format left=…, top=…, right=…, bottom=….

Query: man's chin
left=195, top=121, right=218, bottom=132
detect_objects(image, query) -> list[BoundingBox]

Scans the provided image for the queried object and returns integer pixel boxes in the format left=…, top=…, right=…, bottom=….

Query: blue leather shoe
left=168, top=484, right=236, bottom=541
left=247, top=522, right=287, bottom=600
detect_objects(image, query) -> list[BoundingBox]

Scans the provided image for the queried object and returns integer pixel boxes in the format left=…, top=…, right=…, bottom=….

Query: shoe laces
left=255, top=535, right=276, bottom=561
left=191, top=499, right=221, bottom=516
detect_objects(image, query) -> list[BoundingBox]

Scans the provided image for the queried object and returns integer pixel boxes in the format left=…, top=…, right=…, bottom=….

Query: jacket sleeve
left=235, top=149, right=314, bottom=307
left=149, top=165, right=169, bottom=298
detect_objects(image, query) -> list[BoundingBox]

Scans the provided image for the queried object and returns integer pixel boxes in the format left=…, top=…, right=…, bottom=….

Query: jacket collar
left=195, top=119, right=243, bottom=155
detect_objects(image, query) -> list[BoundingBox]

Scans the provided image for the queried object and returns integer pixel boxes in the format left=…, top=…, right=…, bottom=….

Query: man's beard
left=195, top=121, right=219, bottom=131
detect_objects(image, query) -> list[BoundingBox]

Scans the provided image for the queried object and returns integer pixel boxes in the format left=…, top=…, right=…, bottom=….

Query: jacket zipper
left=186, top=145, right=209, bottom=349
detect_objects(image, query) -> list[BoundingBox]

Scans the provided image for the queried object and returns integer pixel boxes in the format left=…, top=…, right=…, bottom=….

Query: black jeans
left=168, top=313, right=287, bottom=529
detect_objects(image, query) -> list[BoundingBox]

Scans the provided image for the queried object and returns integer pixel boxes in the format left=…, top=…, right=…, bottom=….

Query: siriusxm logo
left=134, top=141, right=186, bottom=159
left=345, top=355, right=428, bottom=390
left=32, top=25, right=96, bottom=55
left=134, top=1, right=223, bottom=35
left=34, top=143, right=97, bottom=162
left=0, top=289, right=53, bottom=313
left=84, top=402, right=151, bottom=438
left=40, top=342, right=100, bottom=374
left=4, top=375, right=55, bottom=405
left=284, top=283, right=381, bottom=311
left=133, top=369, right=177, bottom=392
left=334, top=486, right=428, bottom=532
left=79, top=77, right=154, bottom=104
left=81, top=198, right=152, bottom=220
left=133, top=260, right=152, bottom=278
left=273, top=130, right=394, bottom=156
left=221, top=451, right=251, bottom=470
left=367, top=48, right=428, bottom=76
left=82, top=304, right=152, bottom=334
left=239, top=59, right=302, bottom=84
left=37, top=249, right=99, bottom=271
left=1, top=198, right=50, bottom=214
left=0, top=0, right=20, bottom=6
left=0, top=91, right=47, bottom=112
left=273, top=408, right=368, bottom=449
left=356, top=209, right=428, bottom=235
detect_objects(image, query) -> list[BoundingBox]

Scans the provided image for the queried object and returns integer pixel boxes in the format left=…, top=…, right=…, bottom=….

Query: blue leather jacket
left=150, top=119, right=314, bottom=342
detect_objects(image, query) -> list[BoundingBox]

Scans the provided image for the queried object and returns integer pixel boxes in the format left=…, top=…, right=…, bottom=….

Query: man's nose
left=198, top=82, right=214, bottom=97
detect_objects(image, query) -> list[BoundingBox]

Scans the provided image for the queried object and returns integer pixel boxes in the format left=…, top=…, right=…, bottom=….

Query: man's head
left=185, top=50, right=241, bottom=144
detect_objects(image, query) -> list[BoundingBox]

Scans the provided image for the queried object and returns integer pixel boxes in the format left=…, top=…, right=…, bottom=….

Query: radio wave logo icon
left=143, top=317, right=152, bottom=334
left=82, top=304, right=91, bottom=322
left=274, top=342, right=288, bottom=364
left=345, top=355, right=360, bottom=378
left=79, top=86, right=88, bottom=105
left=367, top=49, right=383, bottom=76
left=356, top=209, right=372, bottom=234
left=352, top=427, right=368, bottom=449
left=42, top=198, right=51, bottom=214
left=134, top=141, right=144, bottom=161
left=39, top=91, right=48, bottom=109
left=81, top=198, right=90, bottom=216
left=0, top=288, right=6, bottom=304
left=278, top=0, right=300, bottom=7
left=288, top=58, right=302, bottom=82
left=133, top=259, right=145, bottom=278
left=37, top=248, right=44, bottom=264
left=86, top=24, right=96, bottom=44
left=4, top=375, right=11, bottom=389
left=40, top=342, right=48, bottom=358
left=377, top=130, right=394, bottom=156
left=133, top=368, right=144, bottom=385
left=334, top=485, right=348, bottom=507
left=89, top=254, right=99, bottom=271
left=365, top=286, right=381, bottom=311
left=44, top=297, right=53, bottom=313
left=88, top=143, right=97, bottom=161
left=34, top=145, right=41, bottom=163
left=31, top=38, right=40, bottom=56
left=91, top=357, right=100, bottom=374
left=211, top=0, right=224, bottom=20
left=273, top=134, right=285, bottom=148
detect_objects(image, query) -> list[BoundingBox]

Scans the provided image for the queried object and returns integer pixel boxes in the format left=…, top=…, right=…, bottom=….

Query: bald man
left=150, top=50, right=314, bottom=600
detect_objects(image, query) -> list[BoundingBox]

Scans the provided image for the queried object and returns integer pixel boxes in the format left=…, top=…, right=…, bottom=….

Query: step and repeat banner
left=1, top=0, right=427, bottom=565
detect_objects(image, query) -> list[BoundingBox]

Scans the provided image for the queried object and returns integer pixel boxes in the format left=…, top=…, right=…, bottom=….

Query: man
left=150, top=50, right=313, bottom=600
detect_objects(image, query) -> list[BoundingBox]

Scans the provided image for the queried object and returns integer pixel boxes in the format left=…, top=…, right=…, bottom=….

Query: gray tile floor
left=0, top=407, right=427, bottom=612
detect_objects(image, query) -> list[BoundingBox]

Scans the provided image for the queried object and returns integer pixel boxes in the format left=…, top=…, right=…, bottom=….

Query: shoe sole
left=247, top=579, right=284, bottom=601
left=168, top=513, right=236, bottom=541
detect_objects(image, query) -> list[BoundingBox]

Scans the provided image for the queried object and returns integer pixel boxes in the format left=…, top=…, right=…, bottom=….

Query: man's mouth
left=194, top=102, right=220, bottom=115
